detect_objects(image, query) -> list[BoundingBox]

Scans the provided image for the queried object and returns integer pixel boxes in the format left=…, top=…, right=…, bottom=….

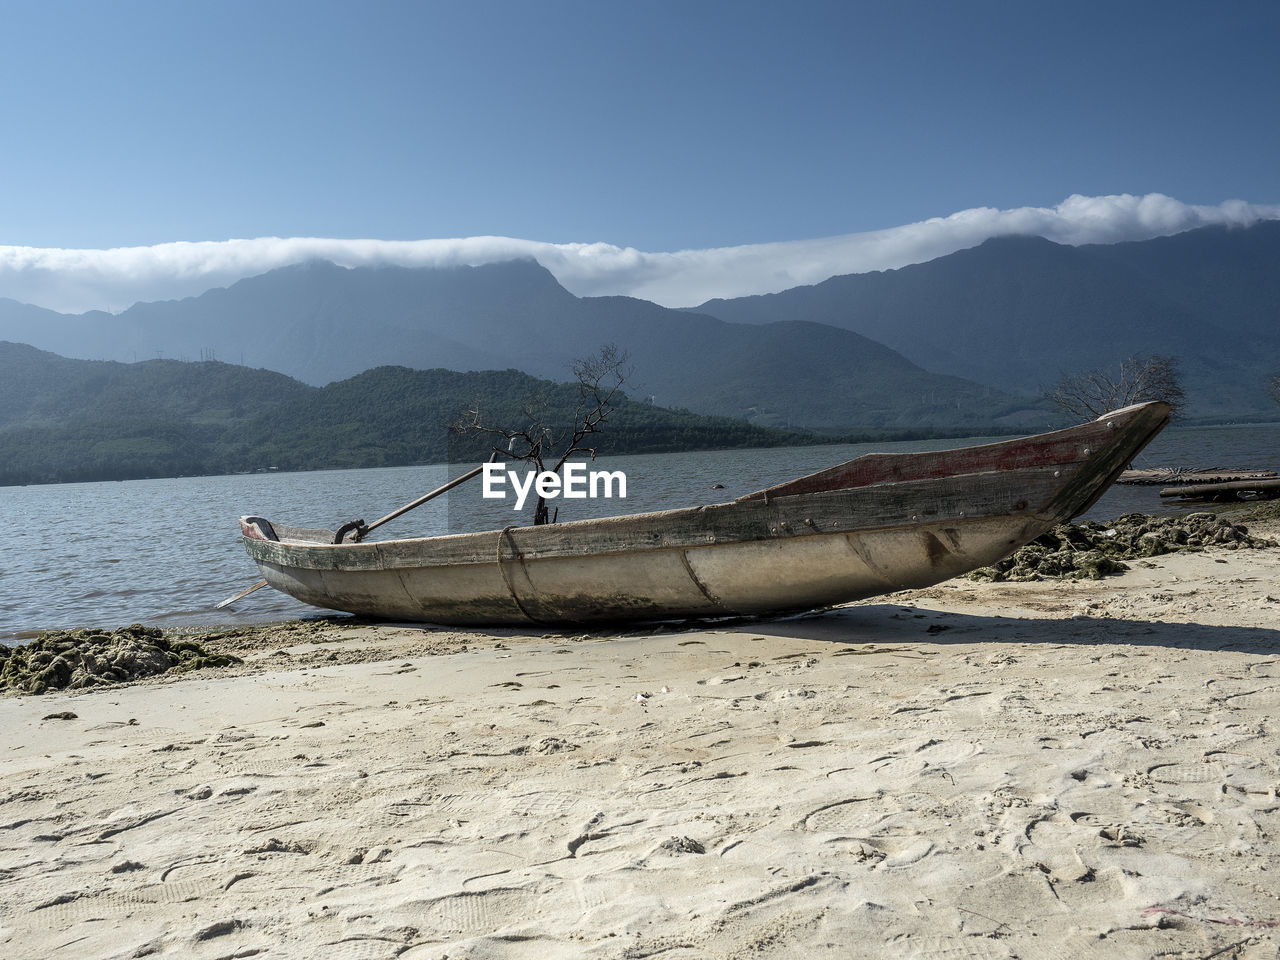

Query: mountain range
left=2, top=221, right=1278, bottom=428
left=0, top=261, right=1040, bottom=433
left=695, top=222, right=1280, bottom=421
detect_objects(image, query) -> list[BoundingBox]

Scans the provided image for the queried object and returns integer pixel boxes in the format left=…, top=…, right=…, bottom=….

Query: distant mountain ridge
left=0, top=260, right=1042, bottom=432
left=693, top=222, right=1280, bottom=420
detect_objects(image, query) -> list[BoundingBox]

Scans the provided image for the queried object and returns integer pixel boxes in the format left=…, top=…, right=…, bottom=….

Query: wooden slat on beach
left=1159, top=477, right=1280, bottom=501
left=1119, top=467, right=1279, bottom=485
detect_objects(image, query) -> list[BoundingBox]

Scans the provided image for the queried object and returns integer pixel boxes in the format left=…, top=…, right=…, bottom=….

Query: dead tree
left=456, top=344, right=630, bottom=524
left=1047, top=354, right=1186, bottom=421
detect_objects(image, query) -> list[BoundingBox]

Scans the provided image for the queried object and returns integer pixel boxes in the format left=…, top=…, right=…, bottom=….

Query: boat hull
left=240, top=402, right=1170, bottom=625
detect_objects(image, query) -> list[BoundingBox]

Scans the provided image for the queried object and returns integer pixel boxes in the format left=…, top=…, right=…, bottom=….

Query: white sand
left=2, top=533, right=1279, bottom=959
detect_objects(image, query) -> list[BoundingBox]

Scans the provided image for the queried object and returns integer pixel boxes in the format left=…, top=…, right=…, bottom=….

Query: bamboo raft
left=1120, top=468, right=1280, bottom=486
left=1159, top=477, right=1280, bottom=502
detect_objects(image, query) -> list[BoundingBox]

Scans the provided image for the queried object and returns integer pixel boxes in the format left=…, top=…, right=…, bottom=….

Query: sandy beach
left=3, top=521, right=1279, bottom=959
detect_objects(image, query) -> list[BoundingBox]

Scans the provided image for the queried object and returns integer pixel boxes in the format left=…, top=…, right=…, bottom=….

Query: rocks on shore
left=969, top=511, right=1276, bottom=583
left=0, top=624, right=241, bottom=696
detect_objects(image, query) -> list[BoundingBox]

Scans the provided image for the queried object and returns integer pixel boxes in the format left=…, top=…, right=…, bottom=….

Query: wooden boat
left=238, top=401, right=1170, bottom=626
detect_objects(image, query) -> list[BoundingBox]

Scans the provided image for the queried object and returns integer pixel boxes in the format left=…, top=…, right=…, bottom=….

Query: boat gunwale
left=242, top=464, right=1103, bottom=579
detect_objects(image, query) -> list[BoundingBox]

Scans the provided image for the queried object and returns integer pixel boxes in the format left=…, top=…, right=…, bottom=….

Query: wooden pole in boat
left=336, top=452, right=500, bottom=543
left=215, top=578, right=269, bottom=609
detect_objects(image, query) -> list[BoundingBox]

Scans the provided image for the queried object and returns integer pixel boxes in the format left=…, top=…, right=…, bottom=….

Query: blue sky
left=1, top=0, right=1278, bottom=310
left=3, top=0, right=1278, bottom=249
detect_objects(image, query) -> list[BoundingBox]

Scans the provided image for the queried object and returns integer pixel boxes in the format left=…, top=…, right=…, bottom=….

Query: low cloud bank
left=2, top=194, right=1276, bottom=314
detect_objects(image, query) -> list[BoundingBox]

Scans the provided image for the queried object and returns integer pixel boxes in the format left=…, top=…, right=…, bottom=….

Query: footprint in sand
left=913, top=738, right=982, bottom=766
left=358, top=793, right=481, bottom=829
left=27, top=879, right=227, bottom=929
left=798, top=795, right=893, bottom=834
left=1024, top=816, right=1103, bottom=883
left=508, top=790, right=584, bottom=819
left=413, top=886, right=541, bottom=937
left=904, top=935, right=1018, bottom=958
left=848, top=834, right=935, bottom=868
left=1147, top=751, right=1277, bottom=796
left=322, top=937, right=419, bottom=960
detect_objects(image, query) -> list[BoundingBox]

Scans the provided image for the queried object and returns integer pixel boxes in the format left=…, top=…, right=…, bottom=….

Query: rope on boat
left=678, top=548, right=725, bottom=610
left=497, top=526, right=544, bottom=625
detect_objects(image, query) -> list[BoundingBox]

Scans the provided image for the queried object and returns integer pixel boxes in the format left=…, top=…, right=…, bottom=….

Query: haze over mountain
left=3, top=195, right=1276, bottom=314
left=3, top=220, right=1277, bottom=428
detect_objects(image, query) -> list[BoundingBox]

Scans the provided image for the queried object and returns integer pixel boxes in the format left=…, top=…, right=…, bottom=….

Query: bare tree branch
left=1047, top=354, right=1186, bottom=421
left=454, top=344, right=631, bottom=524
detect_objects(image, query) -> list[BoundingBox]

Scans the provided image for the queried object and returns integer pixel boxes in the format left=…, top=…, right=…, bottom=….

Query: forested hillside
left=0, top=346, right=820, bottom=485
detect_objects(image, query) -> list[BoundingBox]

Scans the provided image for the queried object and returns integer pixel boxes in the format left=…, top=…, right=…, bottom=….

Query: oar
left=335, top=453, right=499, bottom=543
left=215, top=578, right=269, bottom=609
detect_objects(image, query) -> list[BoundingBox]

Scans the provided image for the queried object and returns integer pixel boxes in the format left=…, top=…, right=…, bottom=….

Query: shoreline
left=3, top=521, right=1279, bottom=957
left=4, top=501, right=1275, bottom=650
left=6, top=441, right=1278, bottom=642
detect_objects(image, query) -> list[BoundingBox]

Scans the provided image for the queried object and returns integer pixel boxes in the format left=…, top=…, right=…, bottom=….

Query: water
left=2, top=423, right=1277, bottom=642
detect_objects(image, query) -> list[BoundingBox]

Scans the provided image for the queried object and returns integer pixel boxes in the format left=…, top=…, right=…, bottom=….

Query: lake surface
left=3, top=422, right=1278, bottom=642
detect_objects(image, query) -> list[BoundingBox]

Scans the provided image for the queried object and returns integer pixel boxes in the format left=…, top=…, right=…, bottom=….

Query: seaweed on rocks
left=0, top=623, right=241, bottom=696
left=968, top=512, right=1277, bottom=583
left=1234, top=499, right=1280, bottom=524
